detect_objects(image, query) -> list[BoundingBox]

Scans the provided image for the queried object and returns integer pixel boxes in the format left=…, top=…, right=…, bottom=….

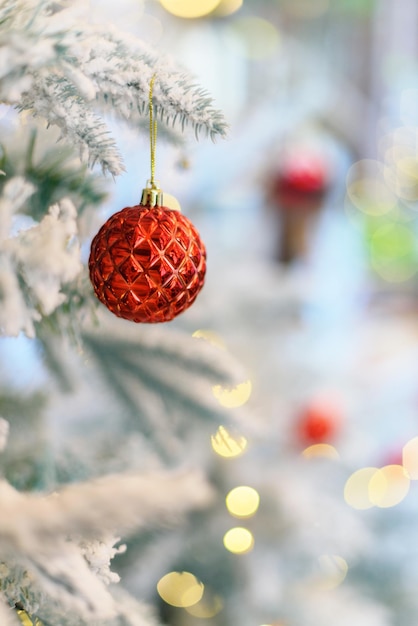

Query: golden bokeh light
left=368, top=464, right=410, bottom=508
left=159, top=0, right=221, bottom=18
left=223, top=527, right=254, bottom=554
left=212, top=380, right=252, bottom=408
left=402, top=437, right=418, bottom=479
left=192, top=328, right=226, bottom=349
left=317, top=554, right=348, bottom=589
left=211, top=0, right=243, bottom=16
left=302, top=443, right=340, bottom=460
left=162, top=192, right=182, bottom=212
left=346, top=159, right=397, bottom=216
left=229, top=17, right=280, bottom=59
left=344, top=467, right=379, bottom=510
left=185, top=591, right=224, bottom=617
left=226, top=486, right=260, bottom=518
left=382, top=128, right=418, bottom=201
left=157, top=571, right=204, bottom=608
left=211, top=425, right=248, bottom=458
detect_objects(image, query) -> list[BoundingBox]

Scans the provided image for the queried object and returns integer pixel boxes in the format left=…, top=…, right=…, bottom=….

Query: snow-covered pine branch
left=0, top=0, right=227, bottom=176
left=0, top=470, right=212, bottom=621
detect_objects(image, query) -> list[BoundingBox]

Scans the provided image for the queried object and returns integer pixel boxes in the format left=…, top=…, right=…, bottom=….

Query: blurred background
left=5, top=1, right=418, bottom=625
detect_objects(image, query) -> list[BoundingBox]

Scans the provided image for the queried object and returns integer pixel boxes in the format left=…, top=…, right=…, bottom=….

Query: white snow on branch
left=0, top=470, right=212, bottom=620
left=79, top=536, right=126, bottom=585
left=6, top=198, right=82, bottom=316
left=0, top=469, right=213, bottom=551
left=0, top=0, right=227, bottom=175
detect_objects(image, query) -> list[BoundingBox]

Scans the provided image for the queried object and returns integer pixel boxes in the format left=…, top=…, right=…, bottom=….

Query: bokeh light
left=226, top=486, right=260, bottom=518
left=229, top=17, right=280, bottom=59
left=382, top=127, right=418, bottom=201
left=368, top=464, right=410, bottom=508
left=402, top=437, right=418, bottom=479
left=369, top=221, right=418, bottom=282
left=192, top=328, right=226, bottom=349
left=185, top=591, right=224, bottom=617
left=302, top=443, right=340, bottom=460
left=317, top=554, right=348, bottom=589
left=157, top=571, right=204, bottom=607
left=212, top=379, right=252, bottom=408
left=211, top=0, right=243, bottom=17
left=162, top=192, right=182, bottom=212
left=344, top=467, right=379, bottom=510
left=211, top=425, right=248, bottom=458
left=223, top=527, right=254, bottom=554
left=346, top=159, right=397, bottom=216
left=159, top=0, right=221, bottom=18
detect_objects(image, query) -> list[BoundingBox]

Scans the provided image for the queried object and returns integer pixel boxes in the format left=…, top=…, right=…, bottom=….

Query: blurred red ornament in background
left=89, top=204, right=206, bottom=323
left=295, top=397, right=342, bottom=445
left=271, top=152, right=330, bottom=211
left=268, top=150, right=332, bottom=264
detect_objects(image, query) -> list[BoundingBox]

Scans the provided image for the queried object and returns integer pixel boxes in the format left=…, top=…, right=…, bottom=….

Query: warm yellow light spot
left=192, top=329, right=226, bottom=349
left=157, top=571, right=204, bottom=608
left=162, top=192, right=181, bottom=212
left=369, top=464, right=410, bottom=508
left=317, top=555, right=348, bottom=589
left=185, top=591, right=223, bottom=617
left=159, top=0, right=221, bottom=18
left=346, top=159, right=397, bottom=216
left=383, top=132, right=418, bottom=201
left=212, top=380, right=252, bottom=408
left=223, top=527, right=254, bottom=554
left=211, top=0, right=243, bottom=16
left=302, top=444, right=340, bottom=460
left=211, top=426, right=248, bottom=458
left=403, top=437, right=418, bottom=479
left=226, top=486, right=260, bottom=518
left=344, top=467, right=378, bottom=510
left=230, top=17, right=280, bottom=59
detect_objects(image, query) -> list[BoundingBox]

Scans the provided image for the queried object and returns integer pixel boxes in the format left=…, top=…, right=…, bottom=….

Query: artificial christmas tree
left=0, top=1, right=239, bottom=624
left=2, top=2, right=418, bottom=626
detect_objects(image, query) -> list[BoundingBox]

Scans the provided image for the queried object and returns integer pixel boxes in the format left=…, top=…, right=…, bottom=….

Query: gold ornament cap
left=140, top=180, right=163, bottom=207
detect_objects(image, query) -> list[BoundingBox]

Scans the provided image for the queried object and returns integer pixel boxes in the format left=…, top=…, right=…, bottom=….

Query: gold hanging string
left=149, top=74, right=157, bottom=188
left=140, top=74, right=163, bottom=207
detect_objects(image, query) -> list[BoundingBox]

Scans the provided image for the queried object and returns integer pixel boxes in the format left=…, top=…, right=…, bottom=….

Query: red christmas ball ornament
left=88, top=187, right=206, bottom=323
left=295, top=398, right=342, bottom=445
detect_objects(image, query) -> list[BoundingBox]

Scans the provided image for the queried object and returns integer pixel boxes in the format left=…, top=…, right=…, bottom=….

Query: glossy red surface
left=89, top=205, right=206, bottom=323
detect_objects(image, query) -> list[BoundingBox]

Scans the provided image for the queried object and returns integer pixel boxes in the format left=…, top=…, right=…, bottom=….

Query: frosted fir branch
left=6, top=198, right=82, bottom=316
left=0, top=469, right=213, bottom=550
left=78, top=26, right=228, bottom=141
left=78, top=536, right=125, bottom=586
left=1, top=1, right=227, bottom=175
left=18, top=75, right=124, bottom=176
left=0, top=470, right=212, bottom=620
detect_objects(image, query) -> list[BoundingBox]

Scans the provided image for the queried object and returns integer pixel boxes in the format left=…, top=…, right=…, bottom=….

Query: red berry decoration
left=88, top=202, right=206, bottom=323
left=295, top=398, right=341, bottom=445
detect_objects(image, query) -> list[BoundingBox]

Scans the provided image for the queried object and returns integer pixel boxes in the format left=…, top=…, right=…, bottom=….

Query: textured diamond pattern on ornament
left=89, top=205, right=206, bottom=323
